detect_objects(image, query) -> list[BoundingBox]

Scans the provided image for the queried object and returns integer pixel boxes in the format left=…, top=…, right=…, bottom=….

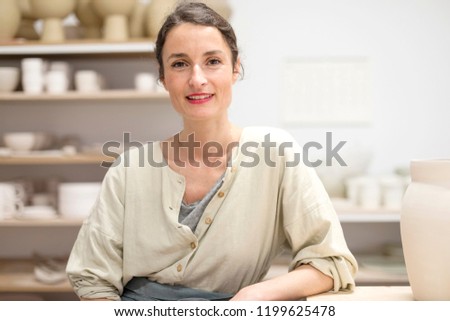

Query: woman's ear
left=232, top=57, right=241, bottom=83
left=159, top=77, right=168, bottom=91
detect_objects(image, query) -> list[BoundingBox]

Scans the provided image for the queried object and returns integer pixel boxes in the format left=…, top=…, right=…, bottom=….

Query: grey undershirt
left=178, top=173, right=225, bottom=232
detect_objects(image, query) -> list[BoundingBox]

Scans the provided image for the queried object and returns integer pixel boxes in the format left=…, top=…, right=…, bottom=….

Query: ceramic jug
left=401, top=159, right=450, bottom=300
left=0, top=0, right=21, bottom=40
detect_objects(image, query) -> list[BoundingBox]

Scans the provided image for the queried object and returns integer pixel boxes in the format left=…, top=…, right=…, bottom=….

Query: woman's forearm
left=230, top=264, right=333, bottom=301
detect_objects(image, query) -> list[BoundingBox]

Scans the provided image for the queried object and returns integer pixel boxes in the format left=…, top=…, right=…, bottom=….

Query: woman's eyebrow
left=204, top=50, right=225, bottom=56
left=167, top=53, right=188, bottom=62
left=166, top=50, right=225, bottom=62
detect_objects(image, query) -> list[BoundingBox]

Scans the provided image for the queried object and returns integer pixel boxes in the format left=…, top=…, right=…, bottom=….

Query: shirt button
left=190, top=242, right=196, bottom=249
left=205, top=217, right=212, bottom=224
left=177, top=264, right=183, bottom=272
left=218, top=191, right=225, bottom=198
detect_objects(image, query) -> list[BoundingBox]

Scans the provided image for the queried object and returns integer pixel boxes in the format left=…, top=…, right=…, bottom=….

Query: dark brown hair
left=155, top=1, right=241, bottom=80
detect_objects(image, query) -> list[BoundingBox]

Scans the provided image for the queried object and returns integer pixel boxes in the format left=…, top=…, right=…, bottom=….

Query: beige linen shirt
left=66, top=127, right=358, bottom=300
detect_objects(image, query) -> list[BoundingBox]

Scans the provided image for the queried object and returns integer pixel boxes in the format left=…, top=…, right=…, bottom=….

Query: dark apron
left=121, top=277, right=233, bottom=301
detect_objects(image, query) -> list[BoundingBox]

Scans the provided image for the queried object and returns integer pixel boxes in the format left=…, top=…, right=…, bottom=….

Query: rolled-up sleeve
left=66, top=161, right=126, bottom=300
left=281, top=159, right=358, bottom=292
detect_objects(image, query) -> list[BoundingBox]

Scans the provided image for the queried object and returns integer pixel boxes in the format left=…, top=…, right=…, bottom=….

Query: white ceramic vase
left=29, top=0, right=76, bottom=42
left=401, top=159, right=450, bottom=300
left=92, top=0, right=136, bottom=41
left=0, top=0, right=21, bottom=40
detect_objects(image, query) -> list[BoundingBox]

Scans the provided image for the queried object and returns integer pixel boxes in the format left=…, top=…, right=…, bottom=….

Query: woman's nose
left=189, top=65, right=207, bottom=88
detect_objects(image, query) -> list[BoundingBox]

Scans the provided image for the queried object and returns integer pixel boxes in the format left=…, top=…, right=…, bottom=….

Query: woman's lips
left=186, top=93, right=214, bottom=104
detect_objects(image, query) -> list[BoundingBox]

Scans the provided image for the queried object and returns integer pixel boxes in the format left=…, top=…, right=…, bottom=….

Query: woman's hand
left=230, top=264, right=333, bottom=301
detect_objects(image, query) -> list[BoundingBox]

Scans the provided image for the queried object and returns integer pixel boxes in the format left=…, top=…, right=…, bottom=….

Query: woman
left=66, top=2, right=357, bottom=301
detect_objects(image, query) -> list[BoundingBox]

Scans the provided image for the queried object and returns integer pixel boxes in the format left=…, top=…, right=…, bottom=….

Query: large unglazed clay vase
left=92, top=0, right=136, bottom=41
left=129, top=0, right=147, bottom=39
left=145, top=0, right=177, bottom=40
left=0, top=0, right=21, bottom=40
left=401, top=159, right=450, bottom=300
left=17, top=0, right=39, bottom=40
left=201, top=0, right=232, bottom=20
left=146, top=0, right=232, bottom=40
left=75, top=0, right=102, bottom=39
left=29, top=0, right=76, bottom=42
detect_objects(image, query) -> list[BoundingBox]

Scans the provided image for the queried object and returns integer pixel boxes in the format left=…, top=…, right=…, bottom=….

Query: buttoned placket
left=162, top=145, right=241, bottom=280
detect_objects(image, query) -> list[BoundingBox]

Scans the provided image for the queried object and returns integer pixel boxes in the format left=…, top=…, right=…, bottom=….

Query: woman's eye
left=207, top=58, right=222, bottom=66
left=171, top=61, right=187, bottom=68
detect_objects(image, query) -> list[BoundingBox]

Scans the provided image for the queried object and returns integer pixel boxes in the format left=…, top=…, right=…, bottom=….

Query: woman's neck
left=180, top=120, right=240, bottom=147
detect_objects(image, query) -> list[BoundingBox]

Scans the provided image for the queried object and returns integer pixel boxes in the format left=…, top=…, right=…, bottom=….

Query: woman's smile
left=186, top=92, right=215, bottom=104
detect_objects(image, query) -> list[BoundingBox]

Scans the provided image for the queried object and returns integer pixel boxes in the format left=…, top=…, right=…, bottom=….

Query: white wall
left=227, top=0, right=450, bottom=174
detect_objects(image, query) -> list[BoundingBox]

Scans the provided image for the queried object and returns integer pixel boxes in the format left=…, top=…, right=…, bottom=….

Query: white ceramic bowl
left=0, top=67, right=20, bottom=92
left=3, top=132, right=37, bottom=151
left=2, top=131, right=52, bottom=151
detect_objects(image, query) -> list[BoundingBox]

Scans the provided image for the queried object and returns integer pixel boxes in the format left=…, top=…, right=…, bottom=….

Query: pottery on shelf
left=401, top=159, right=450, bottom=300
left=16, top=0, right=39, bottom=40
left=74, top=0, right=102, bottom=39
left=145, top=0, right=232, bottom=40
left=0, top=0, right=21, bottom=40
left=201, top=0, right=232, bottom=20
left=92, top=0, right=136, bottom=41
left=145, top=0, right=177, bottom=40
left=129, top=0, right=147, bottom=39
left=29, top=0, right=76, bottom=42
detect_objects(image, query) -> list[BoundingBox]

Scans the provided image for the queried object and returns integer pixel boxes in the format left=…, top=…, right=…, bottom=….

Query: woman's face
left=161, top=23, right=240, bottom=123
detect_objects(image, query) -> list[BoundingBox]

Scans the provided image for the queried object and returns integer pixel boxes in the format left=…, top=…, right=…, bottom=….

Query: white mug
left=134, top=73, right=156, bottom=92
left=75, top=70, right=102, bottom=93
left=0, top=183, right=25, bottom=220
left=46, top=70, right=69, bottom=94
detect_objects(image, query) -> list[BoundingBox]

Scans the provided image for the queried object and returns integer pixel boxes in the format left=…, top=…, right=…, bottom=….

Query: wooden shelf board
left=0, top=90, right=169, bottom=101
left=338, top=212, right=400, bottom=223
left=0, top=153, right=114, bottom=165
left=0, top=39, right=155, bottom=55
left=0, top=260, right=72, bottom=293
left=0, top=218, right=83, bottom=227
